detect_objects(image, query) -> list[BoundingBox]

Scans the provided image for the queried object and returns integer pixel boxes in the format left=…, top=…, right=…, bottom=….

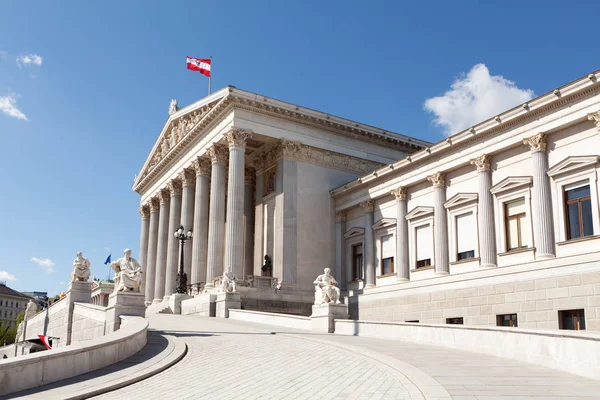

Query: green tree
left=0, top=313, right=25, bottom=346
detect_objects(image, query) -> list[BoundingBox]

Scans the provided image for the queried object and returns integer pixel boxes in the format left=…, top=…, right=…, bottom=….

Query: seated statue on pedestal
left=70, top=252, right=91, bottom=282
left=313, top=268, right=341, bottom=305
left=221, top=269, right=237, bottom=293
left=111, top=249, right=143, bottom=293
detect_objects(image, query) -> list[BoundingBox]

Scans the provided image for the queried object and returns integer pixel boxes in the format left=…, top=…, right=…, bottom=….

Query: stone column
left=244, top=167, right=255, bottom=279
left=191, top=158, right=211, bottom=290
left=224, top=129, right=252, bottom=281
left=180, top=169, right=195, bottom=279
left=360, top=200, right=375, bottom=288
left=164, top=180, right=182, bottom=300
left=280, top=142, right=300, bottom=289
left=145, top=198, right=160, bottom=303
left=428, top=172, right=449, bottom=275
left=252, top=160, right=265, bottom=276
left=334, top=211, right=347, bottom=289
left=391, top=187, right=409, bottom=281
left=138, top=205, right=150, bottom=294
left=523, top=133, right=555, bottom=258
left=470, top=155, right=497, bottom=267
left=205, top=144, right=228, bottom=289
left=154, top=188, right=170, bottom=303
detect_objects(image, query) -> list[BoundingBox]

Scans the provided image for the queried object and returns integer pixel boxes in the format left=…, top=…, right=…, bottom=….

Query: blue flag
left=104, top=254, right=111, bottom=265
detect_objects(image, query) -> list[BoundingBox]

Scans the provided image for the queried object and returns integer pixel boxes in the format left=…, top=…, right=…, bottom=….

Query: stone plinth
left=66, top=280, right=92, bottom=304
left=181, top=293, right=216, bottom=317
left=169, top=293, right=191, bottom=315
left=216, top=292, right=241, bottom=318
left=310, top=303, right=349, bottom=333
left=106, top=291, right=146, bottom=333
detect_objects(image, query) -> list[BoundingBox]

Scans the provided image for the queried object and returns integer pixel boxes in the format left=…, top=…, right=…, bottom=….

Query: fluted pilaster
left=154, top=189, right=171, bottom=302
left=205, top=145, right=228, bottom=288
left=470, top=155, right=497, bottom=267
left=138, top=205, right=150, bottom=294
left=180, top=169, right=195, bottom=279
left=361, top=200, right=375, bottom=288
left=164, top=180, right=182, bottom=299
left=391, top=187, right=409, bottom=281
left=524, top=133, right=555, bottom=258
left=191, top=158, right=211, bottom=288
left=428, top=172, right=449, bottom=275
left=144, top=198, right=159, bottom=303
left=335, top=211, right=347, bottom=289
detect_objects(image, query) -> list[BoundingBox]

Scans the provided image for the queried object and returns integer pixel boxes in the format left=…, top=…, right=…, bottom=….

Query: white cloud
left=424, top=64, right=535, bottom=136
left=104, top=247, right=111, bottom=253
left=0, top=96, right=28, bottom=121
left=30, top=257, right=56, bottom=273
left=16, top=53, right=43, bottom=68
left=0, top=51, right=7, bottom=60
left=0, top=271, right=16, bottom=281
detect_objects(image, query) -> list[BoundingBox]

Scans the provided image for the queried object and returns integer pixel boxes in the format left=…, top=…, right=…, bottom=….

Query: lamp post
left=174, top=225, right=193, bottom=294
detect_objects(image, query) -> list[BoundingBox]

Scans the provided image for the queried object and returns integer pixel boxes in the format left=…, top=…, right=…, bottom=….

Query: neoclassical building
left=136, top=70, right=600, bottom=330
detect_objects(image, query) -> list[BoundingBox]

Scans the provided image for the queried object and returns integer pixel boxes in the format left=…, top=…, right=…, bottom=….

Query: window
left=559, top=309, right=585, bottom=330
left=10, top=301, right=13, bottom=307
left=352, top=244, right=363, bottom=280
left=446, top=317, right=464, bottom=324
left=380, top=234, right=394, bottom=275
left=263, top=165, right=276, bottom=196
left=405, top=320, right=419, bottom=323
left=497, top=314, right=518, bottom=327
left=456, top=212, right=476, bottom=260
left=415, top=224, right=432, bottom=268
left=565, top=184, right=593, bottom=240
left=3, top=311, right=5, bottom=318
left=0, top=300, right=2, bottom=306
left=15, top=302, right=18, bottom=308
left=505, top=198, right=530, bottom=251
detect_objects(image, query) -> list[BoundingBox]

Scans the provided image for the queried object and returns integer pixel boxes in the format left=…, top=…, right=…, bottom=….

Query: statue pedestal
left=66, top=280, right=92, bottom=304
left=310, top=303, right=349, bottom=333
left=216, top=292, right=241, bottom=318
left=182, top=293, right=217, bottom=317
left=169, top=293, right=191, bottom=315
left=106, top=291, right=146, bottom=333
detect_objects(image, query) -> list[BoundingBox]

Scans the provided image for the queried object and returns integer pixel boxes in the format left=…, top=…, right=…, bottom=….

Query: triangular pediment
left=547, top=155, right=599, bottom=178
left=372, top=218, right=396, bottom=230
left=444, top=193, right=478, bottom=209
left=405, top=206, right=434, bottom=221
left=344, top=227, right=365, bottom=239
left=490, top=176, right=532, bottom=195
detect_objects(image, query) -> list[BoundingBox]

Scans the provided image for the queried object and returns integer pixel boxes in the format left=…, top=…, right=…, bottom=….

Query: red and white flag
left=186, top=56, right=211, bottom=77
left=38, top=335, right=52, bottom=350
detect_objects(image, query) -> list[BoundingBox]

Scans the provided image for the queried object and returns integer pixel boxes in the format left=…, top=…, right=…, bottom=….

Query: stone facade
left=0, top=283, right=30, bottom=327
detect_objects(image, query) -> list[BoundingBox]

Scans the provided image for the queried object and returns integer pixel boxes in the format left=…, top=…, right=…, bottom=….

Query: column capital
left=158, top=188, right=171, bottom=205
left=178, top=169, right=196, bottom=187
left=207, top=144, right=229, bottom=165
left=249, top=155, right=265, bottom=172
left=167, top=179, right=182, bottom=197
left=245, top=167, right=256, bottom=185
left=149, top=197, right=160, bottom=212
left=390, top=187, right=407, bottom=201
left=225, top=128, right=253, bottom=149
left=360, top=200, right=374, bottom=212
left=335, top=211, right=347, bottom=222
left=280, top=140, right=302, bottom=157
left=191, top=157, right=211, bottom=176
left=523, top=132, right=547, bottom=153
left=427, top=171, right=445, bottom=188
left=588, top=111, right=600, bottom=132
left=470, top=154, right=491, bottom=172
left=139, top=205, right=150, bottom=219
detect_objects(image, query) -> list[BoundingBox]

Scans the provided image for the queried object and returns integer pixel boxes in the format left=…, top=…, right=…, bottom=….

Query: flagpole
left=208, top=56, right=212, bottom=96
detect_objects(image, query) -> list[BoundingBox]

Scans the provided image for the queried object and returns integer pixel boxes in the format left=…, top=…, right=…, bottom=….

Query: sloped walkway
left=92, top=314, right=600, bottom=400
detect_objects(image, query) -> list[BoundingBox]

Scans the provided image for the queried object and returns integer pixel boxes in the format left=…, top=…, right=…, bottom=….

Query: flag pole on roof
left=186, top=56, right=212, bottom=95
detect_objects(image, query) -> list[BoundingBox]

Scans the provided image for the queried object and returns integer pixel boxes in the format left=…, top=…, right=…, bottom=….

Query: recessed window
left=352, top=244, right=363, bottom=281
left=559, top=309, right=585, bottom=330
left=446, top=317, right=464, bottom=325
left=456, top=212, right=476, bottom=261
left=405, top=320, right=419, bottom=323
left=415, top=224, right=432, bottom=269
left=496, top=314, right=518, bottom=327
left=505, top=198, right=530, bottom=251
left=380, top=234, right=394, bottom=275
left=263, top=165, right=276, bottom=196
left=565, top=184, right=593, bottom=240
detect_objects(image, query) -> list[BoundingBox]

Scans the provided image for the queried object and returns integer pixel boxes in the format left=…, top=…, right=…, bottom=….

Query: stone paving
left=91, top=314, right=600, bottom=400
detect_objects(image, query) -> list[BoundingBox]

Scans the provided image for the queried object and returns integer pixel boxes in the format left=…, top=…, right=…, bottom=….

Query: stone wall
left=71, top=303, right=107, bottom=344
left=24, top=298, right=70, bottom=347
left=355, top=258, right=600, bottom=331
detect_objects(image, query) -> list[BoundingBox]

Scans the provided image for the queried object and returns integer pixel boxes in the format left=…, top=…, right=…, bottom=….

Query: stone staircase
left=145, top=301, right=172, bottom=316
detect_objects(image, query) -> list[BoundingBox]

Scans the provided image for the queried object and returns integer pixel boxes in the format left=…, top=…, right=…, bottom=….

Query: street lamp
left=174, top=225, right=193, bottom=294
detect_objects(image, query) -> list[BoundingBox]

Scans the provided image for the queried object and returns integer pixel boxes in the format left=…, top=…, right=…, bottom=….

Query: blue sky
left=0, top=0, right=599, bottom=296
